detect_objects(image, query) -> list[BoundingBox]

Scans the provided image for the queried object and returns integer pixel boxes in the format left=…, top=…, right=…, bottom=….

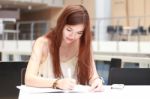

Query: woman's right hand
left=56, top=78, right=77, bottom=90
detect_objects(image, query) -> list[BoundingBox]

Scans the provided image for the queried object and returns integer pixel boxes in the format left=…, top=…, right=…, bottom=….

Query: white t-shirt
left=37, top=53, right=77, bottom=79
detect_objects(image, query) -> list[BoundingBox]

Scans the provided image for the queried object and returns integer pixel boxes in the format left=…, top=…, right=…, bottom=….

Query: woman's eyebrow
left=78, top=31, right=83, bottom=33
left=66, top=25, right=83, bottom=33
left=66, top=26, right=72, bottom=30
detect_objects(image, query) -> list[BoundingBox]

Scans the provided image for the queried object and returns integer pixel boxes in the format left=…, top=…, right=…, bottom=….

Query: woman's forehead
left=65, top=24, right=84, bottom=30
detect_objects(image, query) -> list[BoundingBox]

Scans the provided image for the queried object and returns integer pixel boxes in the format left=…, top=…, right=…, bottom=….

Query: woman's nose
left=69, top=32, right=76, bottom=39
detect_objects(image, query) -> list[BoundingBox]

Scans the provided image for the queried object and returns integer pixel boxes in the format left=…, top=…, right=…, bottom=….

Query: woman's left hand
left=90, top=78, right=104, bottom=92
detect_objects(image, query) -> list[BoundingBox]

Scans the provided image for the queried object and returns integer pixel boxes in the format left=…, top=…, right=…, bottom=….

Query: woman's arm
left=89, top=48, right=104, bottom=92
left=89, top=55, right=102, bottom=84
left=25, top=37, right=76, bottom=89
left=25, top=37, right=56, bottom=88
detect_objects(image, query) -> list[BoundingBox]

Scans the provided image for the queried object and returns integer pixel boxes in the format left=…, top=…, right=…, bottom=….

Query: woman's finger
left=93, top=85, right=104, bottom=92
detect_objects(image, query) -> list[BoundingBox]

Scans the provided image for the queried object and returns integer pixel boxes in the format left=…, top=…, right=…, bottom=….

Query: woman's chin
left=65, top=40, right=73, bottom=44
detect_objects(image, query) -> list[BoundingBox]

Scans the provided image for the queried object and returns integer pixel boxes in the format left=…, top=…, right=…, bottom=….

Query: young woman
left=25, top=5, right=103, bottom=92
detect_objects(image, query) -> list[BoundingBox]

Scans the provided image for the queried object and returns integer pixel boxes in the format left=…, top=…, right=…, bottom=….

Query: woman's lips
left=66, top=37, right=73, bottom=41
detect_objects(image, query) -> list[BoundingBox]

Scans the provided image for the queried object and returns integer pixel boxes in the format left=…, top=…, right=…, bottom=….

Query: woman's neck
left=60, top=40, right=79, bottom=49
left=59, top=40, right=79, bottom=62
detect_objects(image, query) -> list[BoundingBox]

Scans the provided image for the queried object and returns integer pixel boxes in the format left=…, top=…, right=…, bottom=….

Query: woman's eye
left=77, top=32, right=83, bottom=35
left=66, top=28, right=72, bottom=32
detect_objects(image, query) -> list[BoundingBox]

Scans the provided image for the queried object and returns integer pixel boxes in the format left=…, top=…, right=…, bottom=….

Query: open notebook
left=17, top=85, right=91, bottom=93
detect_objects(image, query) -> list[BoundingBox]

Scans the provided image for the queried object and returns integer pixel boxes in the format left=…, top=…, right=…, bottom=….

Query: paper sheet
left=17, top=85, right=91, bottom=93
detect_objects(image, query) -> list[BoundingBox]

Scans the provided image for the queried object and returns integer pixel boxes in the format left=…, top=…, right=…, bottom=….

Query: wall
left=111, top=0, right=150, bottom=27
left=145, top=0, right=150, bottom=27
left=21, top=9, right=52, bottom=21
left=111, top=0, right=128, bottom=26
left=21, top=0, right=95, bottom=28
left=64, top=0, right=95, bottom=19
left=0, top=10, right=20, bottom=19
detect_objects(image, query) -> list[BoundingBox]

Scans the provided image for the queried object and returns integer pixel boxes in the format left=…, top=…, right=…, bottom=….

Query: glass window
left=8, top=54, right=13, bottom=61
left=20, top=55, right=30, bottom=61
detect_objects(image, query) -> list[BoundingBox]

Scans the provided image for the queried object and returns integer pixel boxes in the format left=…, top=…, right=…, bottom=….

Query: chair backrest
left=115, top=25, right=123, bottom=33
left=110, top=58, right=122, bottom=68
left=138, top=26, right=147, bottom=34
left=0, top=62, right=27, bottom=99
left=107, top=25, right=116, bottom=33
left=148, top=26, right=150, bottom=33
left=21, top=67, right=26, bottom=85
left=108, top=68, right=150, bottom=85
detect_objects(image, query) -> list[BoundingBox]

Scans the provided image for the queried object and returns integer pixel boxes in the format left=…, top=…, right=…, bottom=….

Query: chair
left=131, top=29, right=138, bottom=35
left=115, top=25, right=123, bottom=34
left=107, top=25, right=116, bottom=34
left=110, top=58, right=122, bottom=68
left=0, top=62, right=27, bottom=99
left=21, top=67, right=26, bottom=85
left=108, top=68, right=150, bottom=85
left=138, top=26, right=147, bottom=35
left=102, top=58, right=122, bottom=85
left=148, top=26, right=150, bottom=33
left=107, top=25, right=118, bottom=41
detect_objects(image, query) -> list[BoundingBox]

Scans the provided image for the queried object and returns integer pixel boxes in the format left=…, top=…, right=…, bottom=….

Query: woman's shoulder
left=36, top=36, right=49, bottom=43
left=34, top=36, right=50, bottom=62
left=34, top=36, right=50, bottom=46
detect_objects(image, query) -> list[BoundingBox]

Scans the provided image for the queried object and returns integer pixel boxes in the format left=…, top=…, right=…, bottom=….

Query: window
left=20, top=55, right=30, bottom=61
left=8, top=54, right=13, bottom=61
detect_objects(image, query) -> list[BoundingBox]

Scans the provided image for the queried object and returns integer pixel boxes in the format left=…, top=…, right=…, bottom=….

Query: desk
left=18, top=85, right=150, bottom=99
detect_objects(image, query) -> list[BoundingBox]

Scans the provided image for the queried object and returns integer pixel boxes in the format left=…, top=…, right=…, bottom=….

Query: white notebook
left=17, top=85, right=91, bottom=93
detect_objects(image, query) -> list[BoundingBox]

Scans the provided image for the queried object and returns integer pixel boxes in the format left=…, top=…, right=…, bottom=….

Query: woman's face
left=62, top=24, right=84, bottom=44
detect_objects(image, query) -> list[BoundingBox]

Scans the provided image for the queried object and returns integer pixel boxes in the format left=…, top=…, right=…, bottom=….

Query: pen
left=67, top=68, right=71, bottom=78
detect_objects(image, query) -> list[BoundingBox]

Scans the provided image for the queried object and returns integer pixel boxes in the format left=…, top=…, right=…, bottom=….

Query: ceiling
left=0, top=0, right=51, bottom=12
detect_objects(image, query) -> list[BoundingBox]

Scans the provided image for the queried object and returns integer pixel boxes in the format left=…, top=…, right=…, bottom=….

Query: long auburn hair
left=46, top=5, right=93, bottom=85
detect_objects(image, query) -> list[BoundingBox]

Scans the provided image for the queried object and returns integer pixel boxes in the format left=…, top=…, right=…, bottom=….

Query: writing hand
left=90, top=78, right=104, bottom=92
left=56, top=78, right=77, bottom=90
